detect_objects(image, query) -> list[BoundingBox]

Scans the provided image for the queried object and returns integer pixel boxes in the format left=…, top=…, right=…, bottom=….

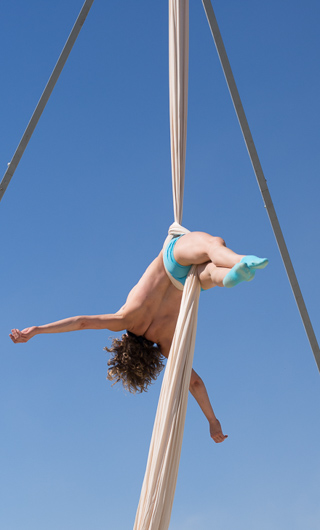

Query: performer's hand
left=209, top=418, right=228, bottom=443
left=9, top=327, right=36, bottom=344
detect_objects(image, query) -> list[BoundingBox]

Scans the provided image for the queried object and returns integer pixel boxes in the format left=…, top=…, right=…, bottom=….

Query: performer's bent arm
left=9, top=314, right=126, bottom=343
left=189, top=369, right=228, bottom=443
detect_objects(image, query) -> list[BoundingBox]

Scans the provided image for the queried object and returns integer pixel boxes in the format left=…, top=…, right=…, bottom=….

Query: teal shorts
left=163, top=235, right=192, bottom=287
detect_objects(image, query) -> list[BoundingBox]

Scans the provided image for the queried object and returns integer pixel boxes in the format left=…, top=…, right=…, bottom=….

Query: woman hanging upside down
left=10, top=231, right=268, bottom=444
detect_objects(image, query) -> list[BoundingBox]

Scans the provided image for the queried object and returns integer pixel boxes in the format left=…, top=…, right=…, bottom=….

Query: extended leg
left=198, top=262, right=231, bottom=289
left=173, top=232, right=243, bottom=268
left=174, top=232, right=268, bottom=289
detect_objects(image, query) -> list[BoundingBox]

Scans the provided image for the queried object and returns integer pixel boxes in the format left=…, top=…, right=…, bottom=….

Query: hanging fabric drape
left=134, top=2, right=201, bottom=528
left=169, top=0, right=189, bottom=224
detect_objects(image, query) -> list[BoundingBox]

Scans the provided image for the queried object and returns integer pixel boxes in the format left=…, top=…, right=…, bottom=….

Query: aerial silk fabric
left=133, top=2, right=201, bottom=528
left=169, top=0, right=189, bottom=223
left=162, top=222, right=190, bottom=291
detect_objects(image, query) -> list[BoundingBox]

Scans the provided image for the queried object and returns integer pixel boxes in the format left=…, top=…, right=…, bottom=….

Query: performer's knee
left=211, top=236, right=226, bottom=248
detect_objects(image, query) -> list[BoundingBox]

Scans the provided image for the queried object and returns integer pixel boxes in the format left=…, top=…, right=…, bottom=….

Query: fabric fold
left=134, top=2, right=202, bottom=528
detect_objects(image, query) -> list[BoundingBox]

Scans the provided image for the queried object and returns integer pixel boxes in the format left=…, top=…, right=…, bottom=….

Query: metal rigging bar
left=0, top=0, right=95, bottom=203
left=202, top=0, right=320, bottom=371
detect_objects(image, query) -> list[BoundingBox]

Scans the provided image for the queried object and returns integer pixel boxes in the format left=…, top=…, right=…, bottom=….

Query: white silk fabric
left=162, top=222, right=190, bottom=291
left=134, top=2, right=201, bottom=529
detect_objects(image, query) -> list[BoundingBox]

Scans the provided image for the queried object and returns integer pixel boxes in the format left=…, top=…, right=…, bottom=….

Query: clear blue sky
left=1, top=1, right=320, bottom=529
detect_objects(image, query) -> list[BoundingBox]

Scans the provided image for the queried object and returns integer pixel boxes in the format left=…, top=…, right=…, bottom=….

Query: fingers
left=213, top=434, right=228, bottom=444
left=9, top=329, right=18, bottom=343
left=212, top=433, right=228, bottom=443
left=211, top=432, right=228, bottom=444
left=214, top=435, right=228, bottom=443
left=9, top=329, right=24, bottom=343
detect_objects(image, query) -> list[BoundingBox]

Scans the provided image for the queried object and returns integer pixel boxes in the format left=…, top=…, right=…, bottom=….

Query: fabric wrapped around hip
left=163, top=222, right=190, bottom=291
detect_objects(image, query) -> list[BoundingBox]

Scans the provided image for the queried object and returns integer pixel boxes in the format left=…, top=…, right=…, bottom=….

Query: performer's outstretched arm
left=9, top=313, right=127, bottom=344
left=189, top=369, right=228, bottom=444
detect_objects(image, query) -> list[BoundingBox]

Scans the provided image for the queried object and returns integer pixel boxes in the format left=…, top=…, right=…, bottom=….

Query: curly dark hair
left=105, top=331, right=165, bottom=393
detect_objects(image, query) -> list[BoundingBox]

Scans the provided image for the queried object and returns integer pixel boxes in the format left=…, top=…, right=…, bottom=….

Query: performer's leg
left=173, top=232, right=243, bottom=268
left=198, top=262, right=230, bottom=288
left=198, top=261, right=254, bottom=289
left=174, top=232, right=268, bottom=289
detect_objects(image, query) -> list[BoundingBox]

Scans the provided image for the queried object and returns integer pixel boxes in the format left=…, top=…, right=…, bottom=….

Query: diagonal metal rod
left=202, top=0, right=320, bottom=371
left=0, top=0, right=95, bottom=203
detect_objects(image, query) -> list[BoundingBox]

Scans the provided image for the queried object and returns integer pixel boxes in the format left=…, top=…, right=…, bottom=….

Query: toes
left=241, top=256, right=269, bottom=269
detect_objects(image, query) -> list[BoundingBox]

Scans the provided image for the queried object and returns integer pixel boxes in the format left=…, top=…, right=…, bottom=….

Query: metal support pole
left=202, top=0, right=320, bottom=371
left=0, top=0, right=95, bottom=203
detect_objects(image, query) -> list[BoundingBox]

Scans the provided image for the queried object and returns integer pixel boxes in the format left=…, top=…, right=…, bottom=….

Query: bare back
left=117, top=251, right=183, bottom=355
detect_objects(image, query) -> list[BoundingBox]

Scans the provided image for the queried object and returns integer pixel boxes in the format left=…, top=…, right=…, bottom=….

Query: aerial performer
left=10, top=231, right=268, bottom=444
